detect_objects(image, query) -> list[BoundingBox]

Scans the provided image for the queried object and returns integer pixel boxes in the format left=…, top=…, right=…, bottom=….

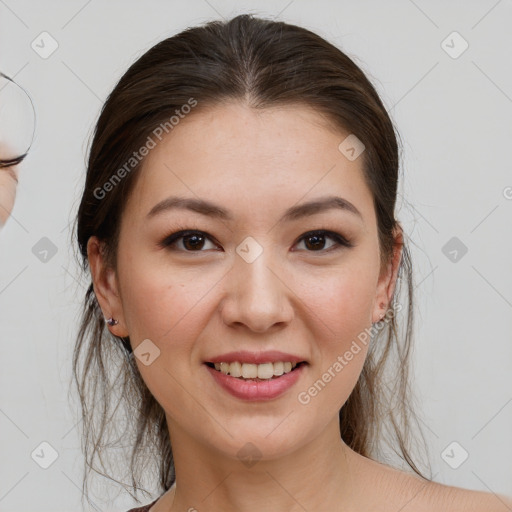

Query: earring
left=106, top=317, right=119, bottom=326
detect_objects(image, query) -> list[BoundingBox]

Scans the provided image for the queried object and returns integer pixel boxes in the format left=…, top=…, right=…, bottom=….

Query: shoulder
left=350, top=452, right=512, bottom=511
left=418, top=480, right=512, bottom=511
left=385, top=469, right=512, bottom=511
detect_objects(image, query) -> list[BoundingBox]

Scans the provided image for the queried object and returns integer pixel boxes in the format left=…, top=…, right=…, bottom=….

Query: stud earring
left=106, top=317, right=119, bottom=326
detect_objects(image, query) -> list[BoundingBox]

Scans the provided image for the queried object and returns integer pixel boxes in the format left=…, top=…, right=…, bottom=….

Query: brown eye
left=303, top=233, right=329, bottom=251
left=182, top=233, right=206, bottom=250
left=160, top=230, right=218, bottom=251
left=294, top=230, right=352, bottom=252
left=159, top=229, right=352, bottom=253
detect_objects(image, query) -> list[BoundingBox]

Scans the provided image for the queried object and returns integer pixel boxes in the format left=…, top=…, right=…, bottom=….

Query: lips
left=205, top=361, right=306, bottom=401
left=202, top=350, right=309, bottom=400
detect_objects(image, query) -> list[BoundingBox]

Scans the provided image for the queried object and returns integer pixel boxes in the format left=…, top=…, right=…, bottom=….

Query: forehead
left=124, top=102, right=374, bottom=227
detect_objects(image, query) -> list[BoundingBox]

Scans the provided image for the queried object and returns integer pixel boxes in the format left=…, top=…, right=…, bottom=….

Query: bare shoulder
left=385, top=469, right=512, bottom=512
left=349, top=452, right=512, bottom=511
left=413, top=478, right=512, bottom=512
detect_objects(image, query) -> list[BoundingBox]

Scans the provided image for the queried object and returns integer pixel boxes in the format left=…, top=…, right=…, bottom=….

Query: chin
left=209, top=423, right=311, bottom=462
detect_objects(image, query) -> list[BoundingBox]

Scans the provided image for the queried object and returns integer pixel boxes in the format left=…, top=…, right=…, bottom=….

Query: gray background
left=0, top=0, right=511, bottom=510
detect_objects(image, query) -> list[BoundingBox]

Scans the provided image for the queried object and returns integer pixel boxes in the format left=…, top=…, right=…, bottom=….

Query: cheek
left=295, top=262, right=378, bottom=342
left=293, top=265, right=376, bottom=408
left=117, top=248, right=222, bottom=343
left=117, top=251, right=219, bottom=408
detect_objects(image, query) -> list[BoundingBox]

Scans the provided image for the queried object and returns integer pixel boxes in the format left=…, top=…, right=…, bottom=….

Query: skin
left=0, top=148, right=19, bottom=228
left=88, top=102, right=511, bottom=511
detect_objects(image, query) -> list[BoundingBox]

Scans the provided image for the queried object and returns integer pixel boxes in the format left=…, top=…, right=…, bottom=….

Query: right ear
left=87, top=236, right=129, bottom=337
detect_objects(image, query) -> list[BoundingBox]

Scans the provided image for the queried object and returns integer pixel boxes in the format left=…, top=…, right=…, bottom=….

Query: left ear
left=371, top=223, right=403, bottom=324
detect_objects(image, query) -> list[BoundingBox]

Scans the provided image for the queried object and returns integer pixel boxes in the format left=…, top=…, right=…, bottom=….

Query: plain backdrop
left=1, top=1, right=511, bottom=510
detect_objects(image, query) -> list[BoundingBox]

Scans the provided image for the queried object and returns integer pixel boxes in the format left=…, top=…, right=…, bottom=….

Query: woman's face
left=89, top=102, right=400, bottom=460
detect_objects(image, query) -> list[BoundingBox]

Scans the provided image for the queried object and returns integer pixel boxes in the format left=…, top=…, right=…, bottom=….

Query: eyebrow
left=146, top=195, right=363, bottom=223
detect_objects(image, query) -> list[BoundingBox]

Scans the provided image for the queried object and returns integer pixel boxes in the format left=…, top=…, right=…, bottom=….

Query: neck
left=161, top=415, right=362, bottom=512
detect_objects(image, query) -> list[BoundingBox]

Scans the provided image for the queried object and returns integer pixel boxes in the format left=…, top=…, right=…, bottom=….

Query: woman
left=72, top=14, right=511, bottom=511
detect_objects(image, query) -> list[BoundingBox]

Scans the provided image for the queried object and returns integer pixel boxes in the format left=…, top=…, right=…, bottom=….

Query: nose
left=220, top=247, right=294, bottom=333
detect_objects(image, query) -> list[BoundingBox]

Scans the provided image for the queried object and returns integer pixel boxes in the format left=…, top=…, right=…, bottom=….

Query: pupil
left=306, top=234, right=324, bottom=251
left=184, top=234, right=204, bottom=250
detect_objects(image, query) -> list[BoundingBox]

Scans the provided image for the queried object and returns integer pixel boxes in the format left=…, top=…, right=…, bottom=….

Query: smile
left=204, top=361, right=307, bottom=401
left=206, top=361, right=304, bottom=380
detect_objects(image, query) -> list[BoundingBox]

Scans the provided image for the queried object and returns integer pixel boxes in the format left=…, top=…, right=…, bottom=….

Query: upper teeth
left=213, top=361, right=298, bottom=379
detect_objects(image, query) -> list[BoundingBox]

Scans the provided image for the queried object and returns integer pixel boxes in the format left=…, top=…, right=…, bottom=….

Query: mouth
left=204, top=360, right=308, bottom=381
left=204, top=359, right=308, bottom=401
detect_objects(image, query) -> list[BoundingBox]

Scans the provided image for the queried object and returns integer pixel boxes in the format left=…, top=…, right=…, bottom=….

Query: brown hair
left=72, top=13, right=431, bottom=506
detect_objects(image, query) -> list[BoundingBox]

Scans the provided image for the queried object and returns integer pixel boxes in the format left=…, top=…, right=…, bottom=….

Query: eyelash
left=158, top=227, right=353, bottom=254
